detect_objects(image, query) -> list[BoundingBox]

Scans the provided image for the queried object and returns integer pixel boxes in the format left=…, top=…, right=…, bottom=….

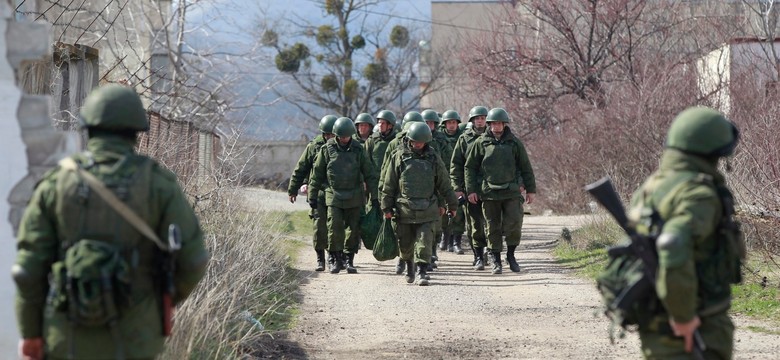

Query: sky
left=186, top=0, right=433, bottom=141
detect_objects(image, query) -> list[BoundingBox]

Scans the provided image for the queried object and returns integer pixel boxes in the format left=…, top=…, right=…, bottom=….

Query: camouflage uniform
left=630, top=107, right=742, bottom=359
left=12, top=85, right=208, bottom=359
left=450, top=123, right=488, bottom=267
left=310, top=118, right=378, bottom=274
left=381, top=123, right=457, bottom=285
left=464, top=109, right=535, bottom=274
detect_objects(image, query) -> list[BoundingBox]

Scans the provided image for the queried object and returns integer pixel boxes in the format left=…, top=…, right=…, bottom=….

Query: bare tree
left=261, top=0, right=448, bottom=119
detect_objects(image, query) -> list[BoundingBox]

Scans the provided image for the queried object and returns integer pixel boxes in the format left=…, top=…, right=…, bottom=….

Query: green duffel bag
left=360, top=204, right=382, bottom=250
left=372, top=218, right=398, bottom=261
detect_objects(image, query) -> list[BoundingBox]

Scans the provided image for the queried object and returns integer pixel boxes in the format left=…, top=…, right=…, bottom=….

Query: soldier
left=309, top=117, right=378, bottom=274
left=629, top=107, right=741, bottom=359
left=450, top=105, right=490, bottom=270
left=438, top=110, right=466, bottom=254
left=13, top=84, right=209, bottom=359
left=353, top=112, right=375, bottom=144
left=288, top=115, right=338, bottom=271
left=379, top=111, right=424, bottom=274
left=464, top=108, right=535, bottom=274
left=421, top=109, right=455, bottom=269
left=381, top=122, right=458, bottom=285
left=364, top=110, right=398, bottom=184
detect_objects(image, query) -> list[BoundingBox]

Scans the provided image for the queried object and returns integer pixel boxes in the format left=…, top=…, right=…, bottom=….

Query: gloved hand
left=308, top=198, right=318, bottom=209
left=371, top=198, right=380, bottom=208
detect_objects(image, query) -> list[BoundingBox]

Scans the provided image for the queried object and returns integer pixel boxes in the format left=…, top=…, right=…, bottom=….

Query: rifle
left=585, top=177, right=706, bottom=360
left=162, top=224, right=182, bottom=336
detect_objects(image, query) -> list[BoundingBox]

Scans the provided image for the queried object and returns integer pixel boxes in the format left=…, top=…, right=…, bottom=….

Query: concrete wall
left=238, top=141, right=308, bottom=188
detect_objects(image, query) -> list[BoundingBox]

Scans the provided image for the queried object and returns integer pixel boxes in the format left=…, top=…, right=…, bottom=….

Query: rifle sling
left=59, top=157, right=168, bottom=251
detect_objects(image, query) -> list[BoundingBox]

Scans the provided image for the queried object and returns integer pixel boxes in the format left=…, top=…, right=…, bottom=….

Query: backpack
left=49, top=239, right=132, bottom=327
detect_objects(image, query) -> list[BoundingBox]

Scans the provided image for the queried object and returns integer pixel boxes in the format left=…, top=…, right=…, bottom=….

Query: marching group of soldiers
left=288, top=106, right=536, bottom=286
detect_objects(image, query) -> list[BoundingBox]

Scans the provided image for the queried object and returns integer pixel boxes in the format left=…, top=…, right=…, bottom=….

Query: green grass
left=553, top=217, right=780, bottom=331
left=268, top=210, right=313, bottom=237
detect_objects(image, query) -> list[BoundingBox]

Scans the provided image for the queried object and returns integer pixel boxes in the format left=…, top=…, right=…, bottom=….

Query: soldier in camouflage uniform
left=13, top=84, right=209, bottom=359
left=353, top=113, right=375, bottom=144
left=450, top=105, right=490, bottom=269
left=630, top=107, right=742, bottom=359
left=465, top=108, right=535, bottom=274
left=378, top=111, right=424, bottom=274
left=421, top=109, right=455, bottom=269
left=438, top=110, right=466, bottom=254
left=288, top=115, right=338, bottom=271
left=364, top=110, right=398, bottom=188
left=309, top=117, right=378, bottom=274
left=381, top=122, right=458, bottom=286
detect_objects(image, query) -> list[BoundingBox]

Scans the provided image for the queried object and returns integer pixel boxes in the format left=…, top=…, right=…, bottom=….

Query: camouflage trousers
left=465, top=200, right=487, bottom=248
left=327, top=206, right=361, bottom=253
left=482, top=197, right=524, bottom=251
left=639, top=312, right=733, bottom=360
left=311, top=194, right=328, bottom=250
left=396, top=221, right=434, bottom=264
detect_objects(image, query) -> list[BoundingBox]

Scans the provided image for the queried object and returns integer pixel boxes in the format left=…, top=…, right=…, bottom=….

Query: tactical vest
left=398, top=150, right=437, bottom=210
left=480, top=137, right=517, bottom=189
left=631, top=171, right=744, bottom=314
left=325, top=142, right=361, bottom=196
left=51, top=153, right=157, bottom=357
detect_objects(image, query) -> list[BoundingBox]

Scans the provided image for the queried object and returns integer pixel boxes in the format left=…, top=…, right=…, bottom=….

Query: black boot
left=491, top=251, right=503, bottom=274
left=473, top=247, right=485, bottom=270
left=345, top=253, right=357, bottom=274
left=430, top=247, right=438, bottom=270
left=447, top=233, right=455, bottom=253
left=329, top=252, right=343, bottom=274
left=438, top=233, right=447, bottom=251
left=315, top=249, right=326, bottom=272
left=415, top=263, right=429, bottom=286
left=453, top=234, right=464, bottom=255
left=404, top=260, right=414, bottom=283
left=395, top=258, right=406, bottom=275
left=506, top=245, right=521, bottom=273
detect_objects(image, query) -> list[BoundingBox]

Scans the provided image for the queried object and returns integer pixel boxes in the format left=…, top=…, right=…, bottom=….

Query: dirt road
left=247, top=189, right=780, bottom=359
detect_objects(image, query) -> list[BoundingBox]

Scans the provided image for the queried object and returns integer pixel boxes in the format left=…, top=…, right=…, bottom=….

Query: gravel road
left=246, top=188, right=780, bottom=359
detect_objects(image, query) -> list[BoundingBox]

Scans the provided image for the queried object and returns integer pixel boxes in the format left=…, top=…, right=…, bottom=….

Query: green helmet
left=407, top=122, right=432, bottom=143
left=458, top=122, right=468, bottom=131
left=333, top=117, right=357, bottom=137
left=376, top=110, right=397, bottom=125
left=355, top=113, right=376, bottom=126
left=79, top=84, right=148, bottom=131
left=486, top=108, right=510, bottom=123
left=666, top=106, right=739, bottom=157
left=402, top=111, right=423, bottom=126
left=442, top=110, right=461, bottom=123
left=468, top=106, right=489, bottom=121
left=319, top=115, right=338, bottom=133
left=421, top=109, right=440, bottom=123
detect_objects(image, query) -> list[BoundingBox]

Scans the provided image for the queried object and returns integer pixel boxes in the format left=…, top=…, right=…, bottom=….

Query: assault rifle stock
left=585, top=176, right=706, bottom=360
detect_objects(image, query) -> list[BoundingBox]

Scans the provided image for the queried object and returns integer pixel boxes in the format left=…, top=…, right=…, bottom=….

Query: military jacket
left=381, top=142, right=457, bottom=224
left=352, top=133, right=369, bottom=145
left=287, top=135, right=327, bottom=197
left=364, top=129, right=397, bottom=183
left=310, top=138, right=378, bottom=208
left=628, top=149, right=743, bottom=322
left=442, top=127, right=464, bottom=148
left=430, top=130, right=454, bottom=169
left=464, top=128, right=536, bottom=201
left=13, top=136, right=208, bottom=358
left=449, top=127, right=485, bottom=194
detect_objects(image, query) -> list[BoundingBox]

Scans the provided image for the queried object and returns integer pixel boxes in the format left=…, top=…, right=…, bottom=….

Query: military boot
left=415, top=263, right=429, bottom=286
left=452, top=234, right=464, bottom=255
left=345, top=253, right=358, bottom=274
left=395, top=258, right=406, bottom=275
left=329, top=252, right=343, bottom=274
left=438, top=233, right=447, bottom=251
left=404, top=260, right=414, bottom=283
left=473, top=247, right=485, bottom=270
left=490, top=251, right=503, bottom=275
left=315, top=249, right=326, bottom=272
left=430, top=247, right=438, bottom=270
left=447, top=233, right=455, bottom=253
left=506, top=245, right=521, bottom=273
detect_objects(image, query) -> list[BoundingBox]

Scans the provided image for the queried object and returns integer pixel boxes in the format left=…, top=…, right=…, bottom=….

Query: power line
left=354, top=8, right=514, bottom=36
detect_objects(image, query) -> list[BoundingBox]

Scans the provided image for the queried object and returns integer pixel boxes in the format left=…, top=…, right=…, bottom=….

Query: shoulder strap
left=59, top=157, right=167, bottom=250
